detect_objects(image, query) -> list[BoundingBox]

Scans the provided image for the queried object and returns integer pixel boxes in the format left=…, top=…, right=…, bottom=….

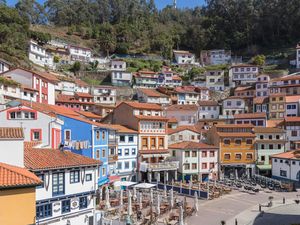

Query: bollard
left=283, top=197, right=285, bottom=204
left=235, top=218, right=238, bottom=225
left=259, top=204, right=261, bottom=212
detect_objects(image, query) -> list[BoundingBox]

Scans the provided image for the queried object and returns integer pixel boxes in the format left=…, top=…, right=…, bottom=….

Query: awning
left=114, top=181, right=137, bottom=187
left=257, top=164, right=272, bottom=170
left=108, top=175, right=121, bottom=184
left=98, top=177, right=109, bottom=186
left=134, top=183, right=156, bottom=189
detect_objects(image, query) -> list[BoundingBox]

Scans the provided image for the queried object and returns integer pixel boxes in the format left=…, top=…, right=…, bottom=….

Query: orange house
left=207, top=124, right=256, bottom=179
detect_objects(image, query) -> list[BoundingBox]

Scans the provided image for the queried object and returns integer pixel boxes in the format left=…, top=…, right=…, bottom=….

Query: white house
left=173, top=50, right=195, bottom=65
left=296, top=43, right=300, bottom=69
left=256, top=74, right=270, bottom=97
left=0, top=104, right=64, bottom=148
left=205, top=69, right=225, bottom=91
left=229, top=64, right=259, bottom=87
left=200, top=49, right=231, bottom=66
left=68, top=45, right=92, bottom=62
left=198, top=100, right=220, bottom=120
left=271, top=151, right=300, bottom=186
left=233, top=112, right=267, bottom=127
left=111, top=59, right=132, bottom=86
left=168, top=125, right=203, bottom=145
left=28, top=40, right=55, bottom=69
left=283, top=117, right=300, bottom=150
left=0, top=58, right=11, bottom=73
left=285, top=95, right=300, bottom=117
left=175, top=86, right=209, bottom=105
left=160, top=66, right=182, bottom=87
left=1, top=68, right=58, bottom=105
left=91, top=85, right=117, bottom=105
left=166, top=104, right=199, bottom=126
left=25, top=147, right=100, bottom=225
left=169, top=141, right=218, bottom=181
left=134, top=70, right=159, bottom=88
left=0, top=127, right=24, bottom=167
left=110, top=124, right=138, bottom=181
left=137, top=88, right=170, bottom=105
left=221, top=96, right=246, bottom=119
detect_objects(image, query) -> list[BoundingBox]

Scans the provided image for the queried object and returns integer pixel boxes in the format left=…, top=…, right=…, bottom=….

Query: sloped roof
left=169, top=141, right=217, bottom=149
left=75, top=92, right=93, bottom=98
left=138, top=88, right=168, bottom=98
left=168, top=125, right=201, bottom=135
left=109, top=124, right=138, bottom=134
left=254, top=97, right=269, bottom=104
left=25, top=148, right=101, bottom=171
left=285, top=95, right=300, bottom=103
left=198, top=100, right=218, bottom=106
left=167, top=104, right=198, bottom=111
left=122, top=101, right=162, bottom=110
left=254, top=127, right=284, bottom=133
left=0, top=127, right=24, bottom=139
left=76, top=111, right=102, bottom=119
left=233, top=112, right=266, bottom=119
left=0, top=162, right=41, bottom=189
left=271, top=150, right=300, bottom=160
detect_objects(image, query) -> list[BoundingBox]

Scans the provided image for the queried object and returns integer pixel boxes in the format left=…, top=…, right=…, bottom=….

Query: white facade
left=0, top=83, right=38, bottom=104
left=201, top=49, right=231, bottom=65
left=166, top=107, right=198, bottom=126
left=285, top=123, right=300, bottom=150
left=137, top=90, right=170, bottom=105
left=272, top=155, right=300, bottom=182
left=69, top=45, right=91, bottom=62
left=0, top=105, right=63, bottom=148
left=91, top=86, right=117, bottom=105
left=0, top=59, right=10, bottom=73
left=221, top=98, right=246, bottom=118
left=55, top=80, right=76, bottom=95
left=116, top=133, right=138, bottom=180
left=296, top=46, right=300, bottom=69
left=198, top=104, right=220, bottom=120
left=256, top=75, right=269, bottom=97
left=0, top=138, right=24, bottom=167
left=173, top=50, right=195, bottom=65
left=205, top=70, right=225, bottom=91
left=111, top=59, right=132, bottom=86
left=35, top=166, right=97, bottom=225
left=229, top=65, right=259, bottom=87
left=168, top=129, right=202, bottom=145
left=28, top=40, right=55, bottom=69
left=286, top=102, right=299, bottom=117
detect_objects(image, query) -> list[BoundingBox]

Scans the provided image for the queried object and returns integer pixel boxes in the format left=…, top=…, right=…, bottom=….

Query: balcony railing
left=140, top=161, right=179, bottom=172
left=108, top=155, right=118, bottom=163
left=108, top=138, right=117, bottom=146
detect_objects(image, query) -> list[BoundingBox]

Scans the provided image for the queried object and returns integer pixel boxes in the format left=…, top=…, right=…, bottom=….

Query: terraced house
left=207, top=124, right=256, bottom=179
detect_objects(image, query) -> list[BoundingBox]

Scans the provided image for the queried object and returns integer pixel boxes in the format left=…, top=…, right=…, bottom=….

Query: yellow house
left=0, top=162, right=41, bottom=225
left=207, top=124, right=256, bottom=179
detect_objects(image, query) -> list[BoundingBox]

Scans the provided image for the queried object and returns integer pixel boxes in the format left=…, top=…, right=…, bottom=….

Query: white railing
left=140, top=161, right=179, bottom=172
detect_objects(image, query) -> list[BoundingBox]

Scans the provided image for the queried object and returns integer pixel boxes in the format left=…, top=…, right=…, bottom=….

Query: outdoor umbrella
left=164, top=184, right=167, bottom=198
left=120, top=189, right=123, bottom=207
left=105, top=186, right=111, bottom=209
left=194, top=191, right=199, bottom=215
left=170, top=189, right=174, bottom=209
left=150, top=188, right=154, bottom=204
left=139, top=192, right=143, bottom=210
left=179, top=205, right=184, bottom=225
left=157, top=194, right=161, bottom=216
left=128, top=190, right=132, bottom=216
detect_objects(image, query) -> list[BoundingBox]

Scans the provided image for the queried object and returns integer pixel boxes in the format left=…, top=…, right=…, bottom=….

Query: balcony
left=108, top=155, right=118, bottom=163
left=140, top=161, right=179, bottom=172
left=108, top=138, right=117, bottom=146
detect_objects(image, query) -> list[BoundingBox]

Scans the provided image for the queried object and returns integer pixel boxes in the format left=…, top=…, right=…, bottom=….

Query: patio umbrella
left=128, top=190, right=132, bottom=216
left=189, top=180, right=193, bottom=189
left=164, top=184, right=167, bottom=198
left=105, top=186, right=111, bottom=209
left=99, top=188, right=103, bottom=202
left=157, top=194, right=161, bottom=215
left=150, top=188, right=154, bottom=204
left=139, top=192, right=143, bottom=210
left=172, top=179, right=174, bottom=187
left=179, top=205, right=184, bottom=225
left=194, top=191, right=199, bottom=215
left=133, top=186, right=137, bottom=201
left=120, top=189, right=123, bottom=207
left=170, top=189, right=174, bottom=208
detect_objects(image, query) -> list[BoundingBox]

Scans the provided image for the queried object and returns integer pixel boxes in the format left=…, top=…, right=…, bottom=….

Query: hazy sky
left=6, top=0, right=204, bottom=9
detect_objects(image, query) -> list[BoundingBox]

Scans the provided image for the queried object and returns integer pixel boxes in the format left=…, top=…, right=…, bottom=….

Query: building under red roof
left=169, top=141, right=217, bottom=149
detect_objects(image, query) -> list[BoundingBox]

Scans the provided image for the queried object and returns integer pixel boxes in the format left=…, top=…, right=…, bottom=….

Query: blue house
left=58, top=114, right=111, bottom=186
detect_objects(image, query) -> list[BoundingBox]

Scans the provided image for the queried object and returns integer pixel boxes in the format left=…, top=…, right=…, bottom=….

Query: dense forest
left=1, top=0, right=300, bottom=61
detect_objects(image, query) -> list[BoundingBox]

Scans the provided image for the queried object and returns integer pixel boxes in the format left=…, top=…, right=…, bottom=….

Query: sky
left=6, top=0, right=204, bottom=9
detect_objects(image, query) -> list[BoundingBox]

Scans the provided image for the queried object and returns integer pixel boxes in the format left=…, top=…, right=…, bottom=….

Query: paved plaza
left=186, top=189, right=300, bottom=225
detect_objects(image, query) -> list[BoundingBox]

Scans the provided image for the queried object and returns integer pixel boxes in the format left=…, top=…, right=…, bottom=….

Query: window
left=261, top=144, right=265, bottom=149
left=132, top=161, right=136, bottom=169
left=125, top=162, right=129, bottom=169
left=117, top=162, right=122, bottom=169
left=96, top=130, right=100, bottom=140
left=125, top=148, right=129, bottom=155
left=202, top=151, right=207, bottom=157
left=37, top=174, right=44, bottom=188
left=192, top=151, right=197, bottom=157
left=246, top=153, right=253, bottom=160
left=102, top=167, right=106, bottom=176
left=128, top=136, right=134, bottom=142
left=235, top=154, right=242, bottom=160
left=209, top=163, right=214, bottom=169
left=86, top=174, right=92, bottom=181
left=52, top=172, right=64, bottom=196
left=209, top=151, right=215, bottom=157
left=292, top=130, right=298, bottom=137
left=132, top=148, right=136, bottom=155
left=269, top=144, right=274, bottom=149
left=64, top=130, right=71, bottom=141
left=269, top=135, right=272, bottom=140
left=62, top=200, right=71, bottom=214
left=142, top=138, right=148, bottom=148
left=158, top=138, right=164, bottom=147
left=36, top=204, right=52, bottom=219
left=70, top=170, right=80, bottom=183
left=192, top=163, right=197, bottom=169
left=202, top=163, right=207, bottom=169
left=184, top=164, right=190, bottom=170
left=102, top=149, right=106, bottom=158
left=151, top=137, right=156, bottom=147
left=185, top=151, right=190, bottom=157
left=276, top=135, right=280, bottom=140
left=179, top=135, right=183, bottom=140
left=118, top=149, right=122, bottom=156
left=31, top=129, right=42, bottom=141
left=172, top=150, right=176, bottom=157
left=280, top=170, right=287, bottom=177
left=246, top=139, right=253, bottom=145
left=79, top=197, right=88, bottom=209
left=102, top=131, right=106, bottom=139
left=235, top=139, right=241, bottom=145
left=261, top=156, right=265, bottom=161
left=96, top=149, right=100, bottom=158
left=224, top=139, right=230, bottom=145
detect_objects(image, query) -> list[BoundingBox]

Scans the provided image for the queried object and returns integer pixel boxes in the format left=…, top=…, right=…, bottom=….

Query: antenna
left=173, top=0, right=177, bottom=9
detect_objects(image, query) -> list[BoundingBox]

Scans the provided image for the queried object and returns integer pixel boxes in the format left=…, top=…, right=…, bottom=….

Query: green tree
left=70, top=61, right=81, bottom=74
left=252, top=54, right=266, bottom=66
left=15, top=0, right=46, bottom=24
left=53, top=55, right=60, bottom=63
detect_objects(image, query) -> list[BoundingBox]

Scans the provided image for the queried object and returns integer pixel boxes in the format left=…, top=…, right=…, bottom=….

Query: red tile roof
left=135, top=115, right=169, bottom=121
left=217, top=132, right=256, bottom=137
left=76, top=111, right=102, bottom=119
left=139, top=149, right=169, bottom=154
left=75, top=92, right=93, bottom=98
left=175, top=86, right=207, bottom=94
left=266, top=120, right=283, bottom=128
left=271, top=150, right=300, bottom=160
left=198, top=100, right=218, bottom=106
left=167, top=104, right=198, bottom=111
left=168, top=125, right=201, bottom=135
left=233, top=112, right=266, bottom=119
left=216, top=124, right=254, bottom=128
left=235, top=86, right=254, bottom=92
left=169, top=141, right=217, bottom=149
left=25, top=148, right=102, bottom=171
left=74, top=78, right=88, bottom=87
left=254, top=127, right=284, bottom=133
left=56, top=94, right=94, bottom=105
left=138, top=88, right=168, bottom=98
left=109, top=124, right=138, bottom=133
left=285, top=95, right=300, bottom=103
left=0, top=127, right=24, bottom=139
left=168, top=117, right=178, bottom=123
left=284, top=117, right=300, bottom=123
left=254, top=97, right=269, bottom=104
left=0, top=162, right=42, bottom=189
left=123, top=101, right=162, bottom=110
